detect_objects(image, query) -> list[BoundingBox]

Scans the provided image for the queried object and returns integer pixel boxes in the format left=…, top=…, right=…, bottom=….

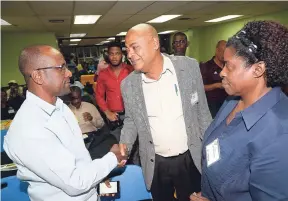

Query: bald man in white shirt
left=4, top=45, right=126, bottom=201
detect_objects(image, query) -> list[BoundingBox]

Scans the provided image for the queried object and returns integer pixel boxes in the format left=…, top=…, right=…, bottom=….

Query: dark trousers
left=151, top=151, right=201, bottom=201
left=85, top=125, right=118, bottom=160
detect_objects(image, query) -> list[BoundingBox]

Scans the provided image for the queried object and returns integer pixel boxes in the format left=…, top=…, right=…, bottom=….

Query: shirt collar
left=142, top=54, right=174, bottom=83
left=26, top=90, right=64, bottom=116
left=69, top=102, right=82, bottom=111
left=241, top=87, right=283, bottom=130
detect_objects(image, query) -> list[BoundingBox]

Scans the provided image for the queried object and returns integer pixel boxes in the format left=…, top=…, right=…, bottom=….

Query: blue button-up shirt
left=201, top=87, right=288, bottom=201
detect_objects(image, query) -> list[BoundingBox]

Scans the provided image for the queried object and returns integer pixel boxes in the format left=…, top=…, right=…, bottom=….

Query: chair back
left=1, top=130, right=8, bottom=152
left=1, top=176, right=30, bottom=201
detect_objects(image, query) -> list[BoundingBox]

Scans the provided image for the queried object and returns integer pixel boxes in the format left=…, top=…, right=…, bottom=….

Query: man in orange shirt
left=96, top=42, right=133, bottom=141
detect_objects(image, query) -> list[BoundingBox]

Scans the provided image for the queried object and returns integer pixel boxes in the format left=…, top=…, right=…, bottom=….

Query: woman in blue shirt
left=191, top=21, right=288, bottom=201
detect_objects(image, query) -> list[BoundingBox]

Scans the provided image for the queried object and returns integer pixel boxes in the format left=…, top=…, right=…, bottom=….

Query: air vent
left=49, top=19, right=64, bottom=23
left=178, top=17, right=192, bottom=21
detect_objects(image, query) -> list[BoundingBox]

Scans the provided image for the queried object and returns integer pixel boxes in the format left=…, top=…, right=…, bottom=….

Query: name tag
left=191, top=92, right=198, bottom=105
left=206, top=138, right=220, bottom=167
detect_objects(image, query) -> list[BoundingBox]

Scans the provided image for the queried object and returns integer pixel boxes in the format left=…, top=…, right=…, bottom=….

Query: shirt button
left=150, top=159, right=154, bottom=162
left=149, top=141, right=153, bottom=144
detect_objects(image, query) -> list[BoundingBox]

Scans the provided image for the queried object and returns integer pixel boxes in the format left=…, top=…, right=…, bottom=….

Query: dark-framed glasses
left=30, top=63, right=68, bottom=77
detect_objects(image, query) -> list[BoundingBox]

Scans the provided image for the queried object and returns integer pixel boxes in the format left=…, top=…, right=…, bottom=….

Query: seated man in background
left=1, top=88, right=16, bottom=120
left=69, top=86, right=104, bottom=135
left=7, top=82, right=25, bottom=112
left=200, top=40, right=228, bottom=118
left=6, top=80, right=23, bottom=99
left=69, top=86, right=117, bottom=159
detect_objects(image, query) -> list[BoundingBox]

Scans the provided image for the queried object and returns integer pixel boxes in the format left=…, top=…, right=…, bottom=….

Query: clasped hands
left=110, top=144, right=128, bottom=167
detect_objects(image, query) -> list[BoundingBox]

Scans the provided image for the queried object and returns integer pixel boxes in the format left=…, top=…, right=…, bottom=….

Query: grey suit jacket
left=120, top=55, right=212, bottom=190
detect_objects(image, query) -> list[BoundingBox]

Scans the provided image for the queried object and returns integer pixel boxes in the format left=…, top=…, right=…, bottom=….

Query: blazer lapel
left=170, top=57, right=190, bottom=125
left=132, top=72, right=151, bottom=134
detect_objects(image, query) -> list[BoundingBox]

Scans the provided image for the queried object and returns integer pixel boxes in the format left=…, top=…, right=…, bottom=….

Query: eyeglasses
left=30, top=63, right=68, bottom=77
left=173, top=40, right=187, bottom=45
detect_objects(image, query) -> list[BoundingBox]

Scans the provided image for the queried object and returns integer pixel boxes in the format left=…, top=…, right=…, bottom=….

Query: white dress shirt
left=4, top=91, right=117, bottom=201
left=142, top=55, right=188, bottom=157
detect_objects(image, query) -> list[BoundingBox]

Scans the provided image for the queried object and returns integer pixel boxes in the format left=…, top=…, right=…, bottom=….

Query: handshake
left=110, top=144, right=128, bottom=166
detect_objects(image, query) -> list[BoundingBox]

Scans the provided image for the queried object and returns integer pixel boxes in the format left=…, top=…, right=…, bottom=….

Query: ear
left=252, top=61, right=266, bottom=78
left=152, top=37, right=160, bottom=50
left=186, top=41, right=190, bottom=47
left=31, top=70, right=44, bottom=85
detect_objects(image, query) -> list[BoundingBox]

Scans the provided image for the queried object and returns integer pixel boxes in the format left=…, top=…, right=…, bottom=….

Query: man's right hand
left=105, top=110, right=118, bottom=121
left=110, top=144, right=127, bottom=165
left=119, top=144, right=127, bottom=157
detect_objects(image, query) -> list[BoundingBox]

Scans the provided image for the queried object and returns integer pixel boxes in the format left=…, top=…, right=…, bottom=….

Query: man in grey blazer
left=120, top=24, right=212, bottom=201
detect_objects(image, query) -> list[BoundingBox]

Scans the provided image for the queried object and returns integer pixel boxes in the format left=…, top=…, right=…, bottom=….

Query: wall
left=184, top=10, right=288, bottom=62
left=1, top=32, right=57, bottom=86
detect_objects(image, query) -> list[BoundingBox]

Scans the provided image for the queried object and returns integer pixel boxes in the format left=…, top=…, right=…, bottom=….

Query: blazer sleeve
left=119, top=80, right=138, bottom=154
left=192, top=59, right=212, bottom=138
left=250, top=133, right=288, bottom=200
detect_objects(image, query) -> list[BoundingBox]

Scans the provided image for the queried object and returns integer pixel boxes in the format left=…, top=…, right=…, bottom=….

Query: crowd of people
left=2, top=20, right=288, bottom=201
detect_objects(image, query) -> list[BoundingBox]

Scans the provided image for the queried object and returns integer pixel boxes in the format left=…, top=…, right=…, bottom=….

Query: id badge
left=206, top=138, right=220, bottom=167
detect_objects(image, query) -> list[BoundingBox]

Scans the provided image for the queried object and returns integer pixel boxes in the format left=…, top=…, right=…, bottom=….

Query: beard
left=110, top=61, right=122, bottom=67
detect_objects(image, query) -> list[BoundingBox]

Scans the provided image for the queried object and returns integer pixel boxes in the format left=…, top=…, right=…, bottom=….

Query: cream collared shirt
left=142, top=55, right=188, bottom=157
left=69, top=102, right=104, bottom=134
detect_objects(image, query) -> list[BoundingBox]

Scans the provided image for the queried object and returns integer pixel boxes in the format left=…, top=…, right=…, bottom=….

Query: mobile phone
left=98, top=181, right=119, bottom=195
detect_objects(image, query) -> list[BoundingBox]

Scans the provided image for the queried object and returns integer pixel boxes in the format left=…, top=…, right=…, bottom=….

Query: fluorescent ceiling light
left=147, top=15, right=182, bottom=23
left=158, top=30, right=177, bottom=34
left=70, top=33, right=86, bottom=37
left=101, top=40, right=110, bottom=44
left=1, top=19, right=11, bottom=26
left=205, top=15, right=243, bottom=22
left=107, top=37, right=115, bottom=40
left=74, top=15, right=101, bottom=24
left=70, top=39, right=81, bottom=42
left=69, top=44, right=78, bottom=46
left=116, top=32, right=127, bottom=36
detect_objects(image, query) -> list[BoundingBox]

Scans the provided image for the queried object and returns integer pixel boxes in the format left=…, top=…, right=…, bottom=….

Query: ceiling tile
left=28, top=1, right=73, bottom=16
left=106, top=1, right=154, bottom=15
left=122, top=14, right=159, bottom=24
left=74, top=1, right=116, bottom=15
left=138, top=1, right=190, bottom=15
left=166, top=1, right=219, bottom=15
left=1, top=1, right=36, bottom=17
left=97, top=14, right=132, bottom=25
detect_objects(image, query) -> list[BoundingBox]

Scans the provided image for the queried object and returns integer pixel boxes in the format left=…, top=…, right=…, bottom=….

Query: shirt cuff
left=103, top=152, right=118, bottom=168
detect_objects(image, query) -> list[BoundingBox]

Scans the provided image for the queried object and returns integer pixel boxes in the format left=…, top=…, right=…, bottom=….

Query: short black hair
left=107, top=42, right=122, bottom=52
left=70, top=86, right=81, bottom=95
left=227, top=21, right=288, bottom=87
left=173, top=32, right=187, bottom=41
